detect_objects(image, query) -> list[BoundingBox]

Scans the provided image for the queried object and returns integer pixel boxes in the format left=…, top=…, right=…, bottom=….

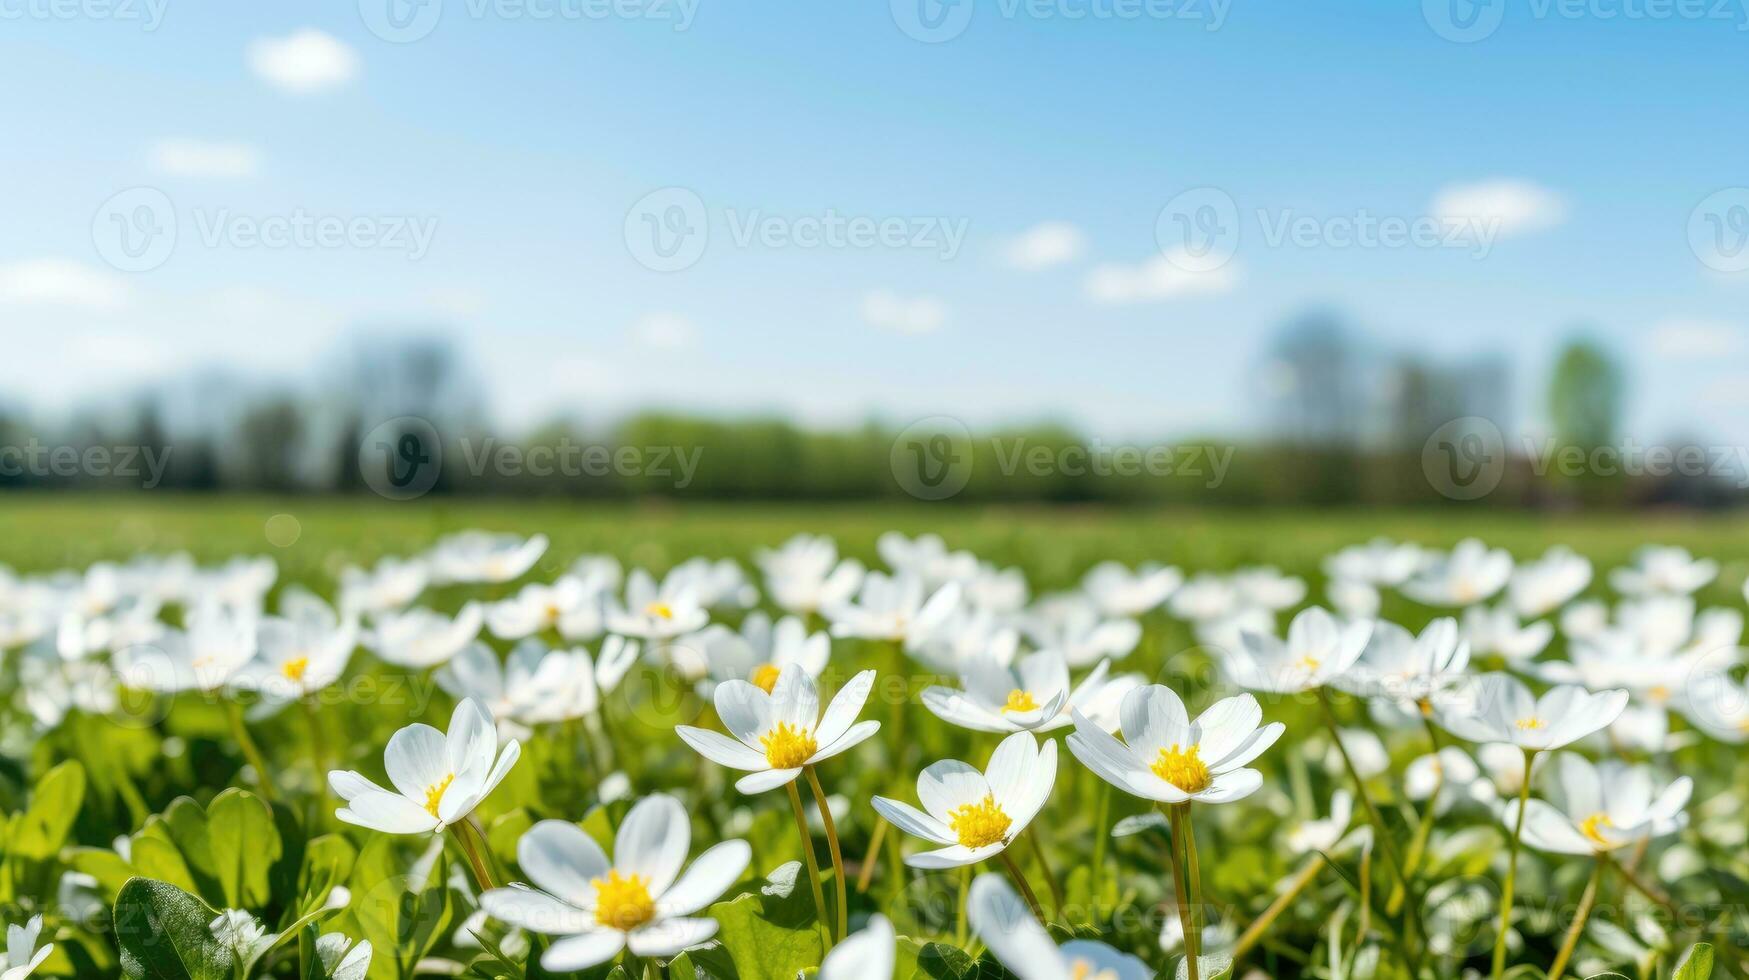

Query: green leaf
left=206, top=789, right=282, bottom=909
left=162, top=797, right=222, bottom=905
left=68, top=846, right=138, bottom=900
left=9, top=760, right=86, bottom=861
left=299, top=835, right=359, bottom=915
left=347, top=836, right=454, bottom=980
left=706, top=861, right=826, bottom=979
left=113, top=876, right=234, bottom=980
left=1673, top=943, right=1714, bottom=980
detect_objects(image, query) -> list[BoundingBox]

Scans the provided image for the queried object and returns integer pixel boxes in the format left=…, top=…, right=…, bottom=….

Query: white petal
left=870, top=797, right=955, bottom=846
left=921, top=687, right=1011, bottom=733
left=736, top=768, right=802, bottom=794
left=517, top=819, right=609, bottom=907
left=614, top=794, right=690, bottom=896
left=480, top=884, right=594, bottom=934
left=967, top=874, right=1066, bottom=974
left=811, top=720, right=880, bottom=762
left=1509, top=799, right=1595, bottom=855
left=657, top=840, right=750, bottom=916
left=1120, top=684, right=1190, bottom=757
left=815, top=669, right=877, bottom=748
left=1193, top=767, right=1262, bottom=804
left=676, top=726, right=769, bottom=770
left=714, top=680, right=773, bottom=746
left=627, top=916, right=718, bottom=957
left=906, top=843, right=998, bottom=869
left=917, top=760, right=990, bottom=824
left=541, top=930, right=625, bottom=971
left=383, top=723, right=449, bottom=801
left=1207, top=722, right=1285, bottom=774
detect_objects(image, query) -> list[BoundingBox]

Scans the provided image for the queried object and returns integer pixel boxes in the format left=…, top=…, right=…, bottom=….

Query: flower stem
left=1026, top=828, right=1065, bottom=920
left=1179, top=804, right=1205, bottom=933
left=301, top=697, right=328, bottom=811
left=224, top=699, right=278, bottom=803
left=1166, top=804, right=1201, bottom=980
left=856, top=817, right=887, bottom=893
left=1315, top=689, right=1403, bottom=882
left=955, top=864, right=971, bottom=947
left=1090, top=779, right=1111, bottom=914
left=1492, top=748, right=1536, bottom=980
left=1605, top=853, right=1676, bottom=913
left=1389, top=714, right=1447, bottom=915
left=448, top=823, right=496, bottom=892
left=803, top=766, right=848, bottom=943
left=1547, top=858, right=1603, bottom=980
left=785, top=780, right=834, bottom=952
left=1233, top=853, right=1325, bottom=960
left=997, top=849, right=1046, bottom=923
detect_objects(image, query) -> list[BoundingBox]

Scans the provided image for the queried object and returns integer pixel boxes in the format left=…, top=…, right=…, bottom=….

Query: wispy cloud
left=1650, top=317, right=1744, bottom=359
left=0, top=259, right=131, bottom=312
left=1429, top=179, right=1567, bottom=238
left=149, top=139, right=262, bottom=179
left=861, top=290, right=946, bottom=334
left=1000, top=221, right=1087, bottom=270
left=247, top=29, right=360, bottom=95
left=630, top=312, right=698, bottom=351
left=1083, top=252, right=1237, bottom=304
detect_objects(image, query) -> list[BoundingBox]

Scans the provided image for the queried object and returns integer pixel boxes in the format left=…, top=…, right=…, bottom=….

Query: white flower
left=314, top=933, right=372, bottom=980
left=675, top=666, right=880, bottom=794
left=436, top=640, right=583, bottom=735
left=693, top=613, right=829, bottom=696
left=1559, top=600, right=1609, bottom=643
left=1327, top=578, right=1380, bottom=621
left=1337, top=617, right=1469, bottom=706
left=1436, top=673, right=1627, bottom=752
left=1021, top=595, right=1142, bottom=667
left=664, top=557, right=758, bottom=610
left=968, top=874, right=1150, bottom=979
left=960, top=561, right=1030, bottom=614
left=20, top=656, right=117, bottom=729
left=1404, top=747, right=1496, bottom=815
left=427, top=531, right=548, bottom=585
left=604, top=570, right=708, bottom=640
left=824, top=572, right=960, bottom=648
left=479, top=795, right=750, bottom=971
left=1679, top=674, right=1749, bottom=744
left=338, top=557, right=428, bottom=617
left=754, top=534, right=863, bottom=616
left=1324, top=539, right=1426, bottom=587
left=1508, top=547, right=1591, bottom=617
left=1286, top=790, right=1355, bottom=855
left=871, top=731, right=1056, bottom=869
left=114, top=603, right=257, bottom=693
left=877, top=532, right=979, bottom=587
left=1080, top=561, right=1181, bottom=618
left=1066, top=686, right=1283, bottom=805
left=1461, top=605, right=1552, bottom=662
left=921, top=651, right=1137, bottom=734
left=1505, top=754, right=1691, bottom=856
left=1168, top=575, right=1238, bottom=623
left=912, top=606, right=1023, bottom=673
left=209, top=909, right=270, bottom=963
left=2, top=915, right=53, bottom=980
left=1401, top=538, right=1513, bottom=607
left=485, top=577, right=608, bottom=641
left=328, top=698, right=521, bottom=834
left=1233, top=607, right=1372, bottom=694
left=1609, top=546, right=1717, bottom=597
left=366, top=604, right=484, bottom=669
left=1230, top=566, right=1306, bottom=611
left=234, top=596, right=358, bottom=700
left=818, top=914, right=895, bottom=980
left=195, top=556, right=278, bottom=611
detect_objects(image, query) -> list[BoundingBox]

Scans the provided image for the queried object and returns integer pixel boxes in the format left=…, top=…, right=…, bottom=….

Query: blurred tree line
left=0, top=322, right=1738, bottom=508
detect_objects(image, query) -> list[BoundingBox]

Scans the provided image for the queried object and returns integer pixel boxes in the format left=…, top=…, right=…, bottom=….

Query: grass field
left=7, top=494, right=1749, bottom=591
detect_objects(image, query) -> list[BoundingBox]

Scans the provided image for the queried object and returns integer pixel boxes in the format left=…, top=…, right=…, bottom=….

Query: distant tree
left=1547, top=336, right=1622, bottom=450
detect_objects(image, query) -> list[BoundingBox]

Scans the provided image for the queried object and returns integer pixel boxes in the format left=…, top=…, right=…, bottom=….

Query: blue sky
left=2, top=1, right=1746, bottom=443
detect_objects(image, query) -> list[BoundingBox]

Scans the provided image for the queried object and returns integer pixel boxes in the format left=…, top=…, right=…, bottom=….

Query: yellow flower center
left=1294, top=655, right=1322, bottom=672
left=1647, top=685, right=1670, bottom=704
left=423, top=773, right=455, bottom=819
left=281, top=657, right=310, bottom=682
left=1515, top=716, right=1546, bottom=731
left=750, top=663, right=781, bottom=693
left=592, top=870, right=656, bottom=931
left=644, top=601, right=674, bottom=620
left=1150, top=744, right=1212, bottom=794
left=1070, top=960, right=1118, bottom=980
left=1001, top=689, right=1039, bottom=713
left=760, top=722, right=817, bottom=768
left=948, top=794, right=1012, bottom=848
left=1580, top=812, right=1614, bottom=848
left=544, top=603, right=562, bottom=622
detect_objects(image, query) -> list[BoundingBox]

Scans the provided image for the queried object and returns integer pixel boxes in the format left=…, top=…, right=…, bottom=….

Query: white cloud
left=247, top=29, right=360, bottom=95
left=0, top=259, right=131, bottom=312
left=1701, top=373, right=1749, bottom=409
left=1429, top=179, right=1567, bottom=239
left=149, top=139, right=262, bottom=179
left=1650, top=317, right=1745, bottom=359
left=1000, top=221, right=1087, bottom=270
left=630, top=312, right=698, bottom=351
left=1083, top=251, right=1237, bottom=304
left=861, top=290, right=946, bottom=334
